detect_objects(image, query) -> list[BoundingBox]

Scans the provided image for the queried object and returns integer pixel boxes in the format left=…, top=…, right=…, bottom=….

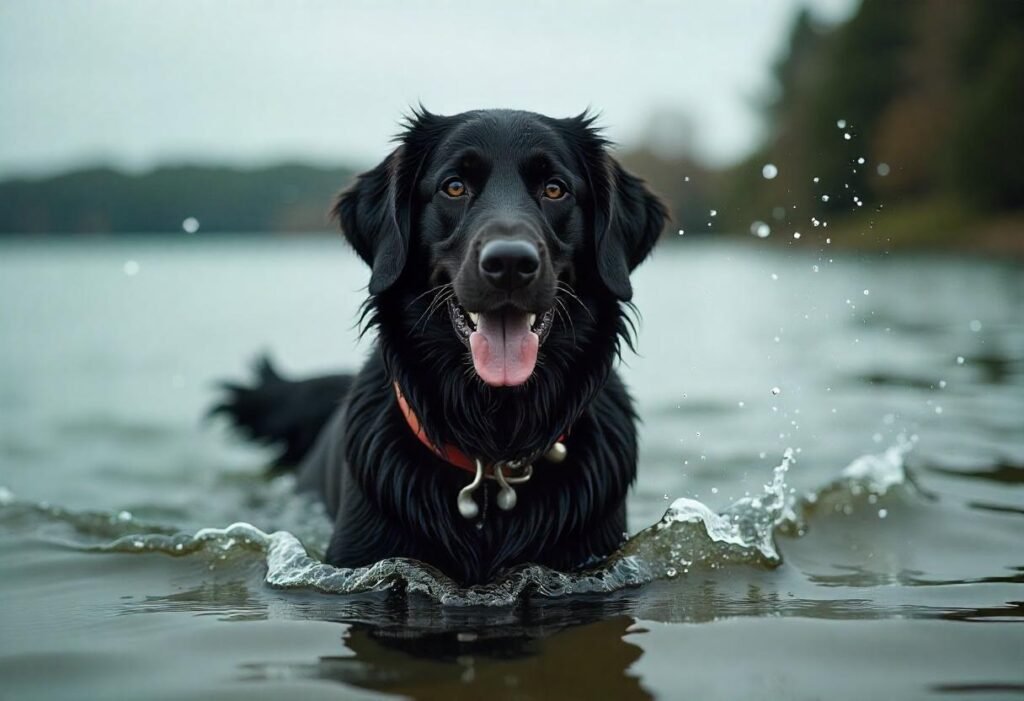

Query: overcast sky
left=0, top=0, right=856, bottom=178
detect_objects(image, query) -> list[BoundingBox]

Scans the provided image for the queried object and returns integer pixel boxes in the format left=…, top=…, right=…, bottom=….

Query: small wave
left=800, top=434, right=919, bottom=521
left=0, top=440, right=923, bottom=607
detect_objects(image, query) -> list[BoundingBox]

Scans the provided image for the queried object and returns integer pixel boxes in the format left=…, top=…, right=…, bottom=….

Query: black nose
left=479, top=239, right=540, bottom=290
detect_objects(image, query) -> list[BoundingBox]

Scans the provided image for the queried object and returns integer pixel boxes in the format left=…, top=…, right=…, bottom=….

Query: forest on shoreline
left=2, top=1, right=1020, bottom=253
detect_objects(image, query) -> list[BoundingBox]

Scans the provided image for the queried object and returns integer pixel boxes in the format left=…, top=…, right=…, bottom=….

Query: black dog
left=216, top=109, right=666, bottom=584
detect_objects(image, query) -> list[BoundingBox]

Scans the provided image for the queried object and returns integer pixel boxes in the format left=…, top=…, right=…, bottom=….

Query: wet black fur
left=214, top=109, right=666, bottom=584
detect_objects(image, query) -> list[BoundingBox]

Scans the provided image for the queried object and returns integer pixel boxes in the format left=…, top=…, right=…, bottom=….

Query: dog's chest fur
left=298, top=348, right=637, bottom=584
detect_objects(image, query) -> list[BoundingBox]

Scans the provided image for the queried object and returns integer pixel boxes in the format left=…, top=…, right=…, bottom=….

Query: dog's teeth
left=468, top=312, right=479, bottom=326
left=528, top=314, right=537, bottom=327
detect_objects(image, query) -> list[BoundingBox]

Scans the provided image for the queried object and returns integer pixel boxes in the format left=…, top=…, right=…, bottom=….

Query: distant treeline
left=1, top=0, right=1021, bottom=250
left=626, top=0, right=1024, bottom=252
left=0, top=164, right=354, bottom=234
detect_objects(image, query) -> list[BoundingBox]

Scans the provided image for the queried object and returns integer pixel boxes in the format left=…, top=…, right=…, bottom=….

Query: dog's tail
left=209, top=355, right=354, bottom=471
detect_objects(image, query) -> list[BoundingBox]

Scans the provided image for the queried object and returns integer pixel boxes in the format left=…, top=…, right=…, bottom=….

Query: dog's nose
left=479, top=239, right=540, bottom=290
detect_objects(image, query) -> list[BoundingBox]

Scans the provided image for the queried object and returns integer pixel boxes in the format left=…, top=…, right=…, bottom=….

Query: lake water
left=1, top=235, right=1022, bottom=700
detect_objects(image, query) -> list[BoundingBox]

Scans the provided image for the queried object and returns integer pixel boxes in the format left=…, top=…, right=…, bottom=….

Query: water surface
left=1, top=236, right=1022, bottom=699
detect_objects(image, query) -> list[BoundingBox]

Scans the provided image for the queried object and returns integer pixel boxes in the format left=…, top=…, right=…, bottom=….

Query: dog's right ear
left=333, top=109, right=454, bottom=296
left=332, top=149, right=408, bottom=296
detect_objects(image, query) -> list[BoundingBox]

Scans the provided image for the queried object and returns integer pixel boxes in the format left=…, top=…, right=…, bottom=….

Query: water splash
left=0, top=441, right=921, bottom=607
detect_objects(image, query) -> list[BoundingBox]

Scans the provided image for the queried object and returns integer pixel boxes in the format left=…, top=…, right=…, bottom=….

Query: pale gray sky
left=0, top=0, right=856, bottom=177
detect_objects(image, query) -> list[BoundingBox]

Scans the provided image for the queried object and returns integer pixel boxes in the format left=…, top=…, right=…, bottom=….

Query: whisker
left=406, top=282, right=453, bottom=310
left=556, top=282, right=595, bottom=321
left=411, top=289, right=455, bottom=333
left=554, top=297, right=579, bottom=350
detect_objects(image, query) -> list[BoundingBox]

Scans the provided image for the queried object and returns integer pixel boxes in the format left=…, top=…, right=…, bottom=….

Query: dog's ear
left=558, top=112, right=667, bottom=301
left=332, top=149, right=408, bottom=296
left=332, top=109, right=452, bottom=296
left=594, top=159, right=668, bottom=301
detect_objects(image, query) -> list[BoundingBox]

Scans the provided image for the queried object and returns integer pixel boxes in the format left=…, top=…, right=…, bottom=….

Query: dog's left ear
left=559, top=113, right=668, bottom=301
left=332, top=149, right=409, bottom=296
left=594, top=159, right=668, bottom=301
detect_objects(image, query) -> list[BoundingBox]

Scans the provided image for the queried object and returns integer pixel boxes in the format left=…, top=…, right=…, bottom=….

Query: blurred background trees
left=1, top=0, right=1020, bottom=251
left=696, top=0, right=1024, bottom=250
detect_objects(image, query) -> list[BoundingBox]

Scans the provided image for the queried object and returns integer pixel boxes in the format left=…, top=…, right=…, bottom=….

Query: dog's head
left=335, top=108, right=666, bottom=389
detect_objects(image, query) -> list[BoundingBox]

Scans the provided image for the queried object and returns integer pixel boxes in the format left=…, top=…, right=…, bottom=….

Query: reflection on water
left=928, top=462, right=1024, bottom=485
left=241, top=616, right=652, bottom=700
left=1, top=237, right=1022, bottom=699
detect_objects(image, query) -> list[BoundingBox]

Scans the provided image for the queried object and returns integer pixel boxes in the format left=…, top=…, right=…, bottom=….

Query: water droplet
left=935, top=406, right=943, bottom=414
left=771, top=386, right=781, bottom=396
left=938, top=380, right=947, bottom=389
left=684, top=176, right=690, bottom=182
left=709, top=209, right=718, bottom=217
left=182, top=217, right=200, bottom=234
left=836, top=119, right=847, bottom=129
left=969, top=320, right=982, bottom=332
left=863, top=289, right=870, bottom=296
left=812, top=264, right=819, bottom=272
left=737, top=401, right=745, bottom=408
left=843, top=132, right=852, bottom=141
left=878, top=508, right=888, bottom=519
left=123, top=260, right=140, bottom=276
left=710, top=487, right=718, bottom=494
left=666, top=567, right=678, bottom=578
left=762, top=163, right=778, bottom=179
left=956, top=356, right=965, bottom=365
left=877, top=163, right=890, bottom=176
left=116, top=510, right=132, bottom=522
left=771, top=273, right=779, bottom=280
left=856, top=157, right=865, bottom=165
left=750, top=221, right=771, bottom=238
left=812, top=176, right=820, bottom=183
left=793, top=232, right=801, bottom=239
left=821, top=194, right=830, bottom=202
left=677, top=228, right=685, bottom=236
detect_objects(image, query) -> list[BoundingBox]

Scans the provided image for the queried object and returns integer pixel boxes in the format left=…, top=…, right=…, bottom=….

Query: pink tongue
left=469, top=311, right=539, bottom=386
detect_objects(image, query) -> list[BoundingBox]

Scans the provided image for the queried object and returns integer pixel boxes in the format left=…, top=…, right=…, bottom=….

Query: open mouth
left=448, top=299, right=554, bottom=387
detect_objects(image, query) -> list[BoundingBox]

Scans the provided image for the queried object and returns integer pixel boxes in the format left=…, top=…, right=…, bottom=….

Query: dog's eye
left=543, top=180, right=567, bottom=200
left=442, top=178, right=467, bottom=198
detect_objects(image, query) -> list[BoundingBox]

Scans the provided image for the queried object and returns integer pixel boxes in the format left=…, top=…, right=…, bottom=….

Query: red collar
left=393, top=382, right=565, bottom=474
left=394, top=382, right=478, bottom=473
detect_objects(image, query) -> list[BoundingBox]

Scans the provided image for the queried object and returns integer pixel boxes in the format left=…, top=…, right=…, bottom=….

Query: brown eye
left=443, top=178, right=466, bottom=197
left=543, top=180, right=566, bottom=199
